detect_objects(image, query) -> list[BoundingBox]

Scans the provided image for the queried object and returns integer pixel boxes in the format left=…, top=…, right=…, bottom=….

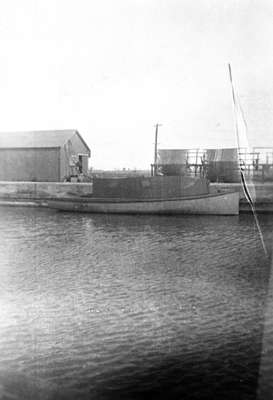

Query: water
left=0, top=207, right=272, bottom=399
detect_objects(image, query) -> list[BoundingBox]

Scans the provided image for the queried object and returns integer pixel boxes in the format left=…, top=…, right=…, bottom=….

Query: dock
left=210, top=182, right=273, bottom=213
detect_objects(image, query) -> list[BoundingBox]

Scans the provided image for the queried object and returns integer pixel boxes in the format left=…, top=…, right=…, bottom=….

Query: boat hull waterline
left=48, top=191, right=239, bottom=215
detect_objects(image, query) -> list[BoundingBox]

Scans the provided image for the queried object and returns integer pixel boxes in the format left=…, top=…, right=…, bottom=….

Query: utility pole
left=153, top=123, right=162, bottom=176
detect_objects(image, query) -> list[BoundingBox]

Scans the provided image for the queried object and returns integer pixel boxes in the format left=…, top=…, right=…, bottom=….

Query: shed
left=0, top=130, right=91, bottom=182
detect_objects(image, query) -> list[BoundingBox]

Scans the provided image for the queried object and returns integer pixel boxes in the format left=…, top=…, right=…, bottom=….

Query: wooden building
left=0, top=130, right=91, bottom=182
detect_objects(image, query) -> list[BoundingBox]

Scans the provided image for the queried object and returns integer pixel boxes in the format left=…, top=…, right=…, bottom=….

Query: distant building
left=155, top=148, right=240, bottom=182
left=206, top=148, right=240, bottom=183
left=157, top=149, right=188, bottom=176
left=0, top=130, right=91, bottom=182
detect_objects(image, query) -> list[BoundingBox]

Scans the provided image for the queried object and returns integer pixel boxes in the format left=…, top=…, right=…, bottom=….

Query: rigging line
left=236, top=93, right=248, bottom=129
left=228, top=64, right=268, bottom=258
left=240, top=169, right=268, bottom=257
left=236, top=92, right=269, bottom=256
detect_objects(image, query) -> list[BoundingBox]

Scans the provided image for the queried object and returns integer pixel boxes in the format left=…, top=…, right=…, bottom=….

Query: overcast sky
left=0, top=0, right=272, bottom=169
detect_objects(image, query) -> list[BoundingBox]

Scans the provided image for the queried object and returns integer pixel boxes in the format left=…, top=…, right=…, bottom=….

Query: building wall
left=60, top=146, right=70, bottom=180
left=81, top=156, right=89, bottom=174
left=0, top=148, right=60, bottom=181
left=60, top=132, right=90, bottom=180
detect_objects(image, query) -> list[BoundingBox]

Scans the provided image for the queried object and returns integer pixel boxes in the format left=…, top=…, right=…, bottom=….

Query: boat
left=47, top=123, right=239, bottom=216
left=47, top=191, right=238, bottom=215
left=47, top=175, right=239, bottom=215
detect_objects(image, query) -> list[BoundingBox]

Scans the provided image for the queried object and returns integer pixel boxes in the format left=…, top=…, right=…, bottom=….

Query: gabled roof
left=0, top=130, right=90, bottom=154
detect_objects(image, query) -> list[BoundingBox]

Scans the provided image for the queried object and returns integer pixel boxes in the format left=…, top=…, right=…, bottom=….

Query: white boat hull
left=47, top=192, right=239, bottom=215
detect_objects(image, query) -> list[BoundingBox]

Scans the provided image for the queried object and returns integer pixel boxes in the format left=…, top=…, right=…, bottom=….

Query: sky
left=0, top=0, right=272, bottom=169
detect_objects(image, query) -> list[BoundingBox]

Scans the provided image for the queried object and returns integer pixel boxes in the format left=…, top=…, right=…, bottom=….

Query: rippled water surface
left=0, top=207, right=272, bottom=399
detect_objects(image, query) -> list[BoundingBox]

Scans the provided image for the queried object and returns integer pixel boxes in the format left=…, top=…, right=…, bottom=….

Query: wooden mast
left=153, top=123, right=162, bottom=176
